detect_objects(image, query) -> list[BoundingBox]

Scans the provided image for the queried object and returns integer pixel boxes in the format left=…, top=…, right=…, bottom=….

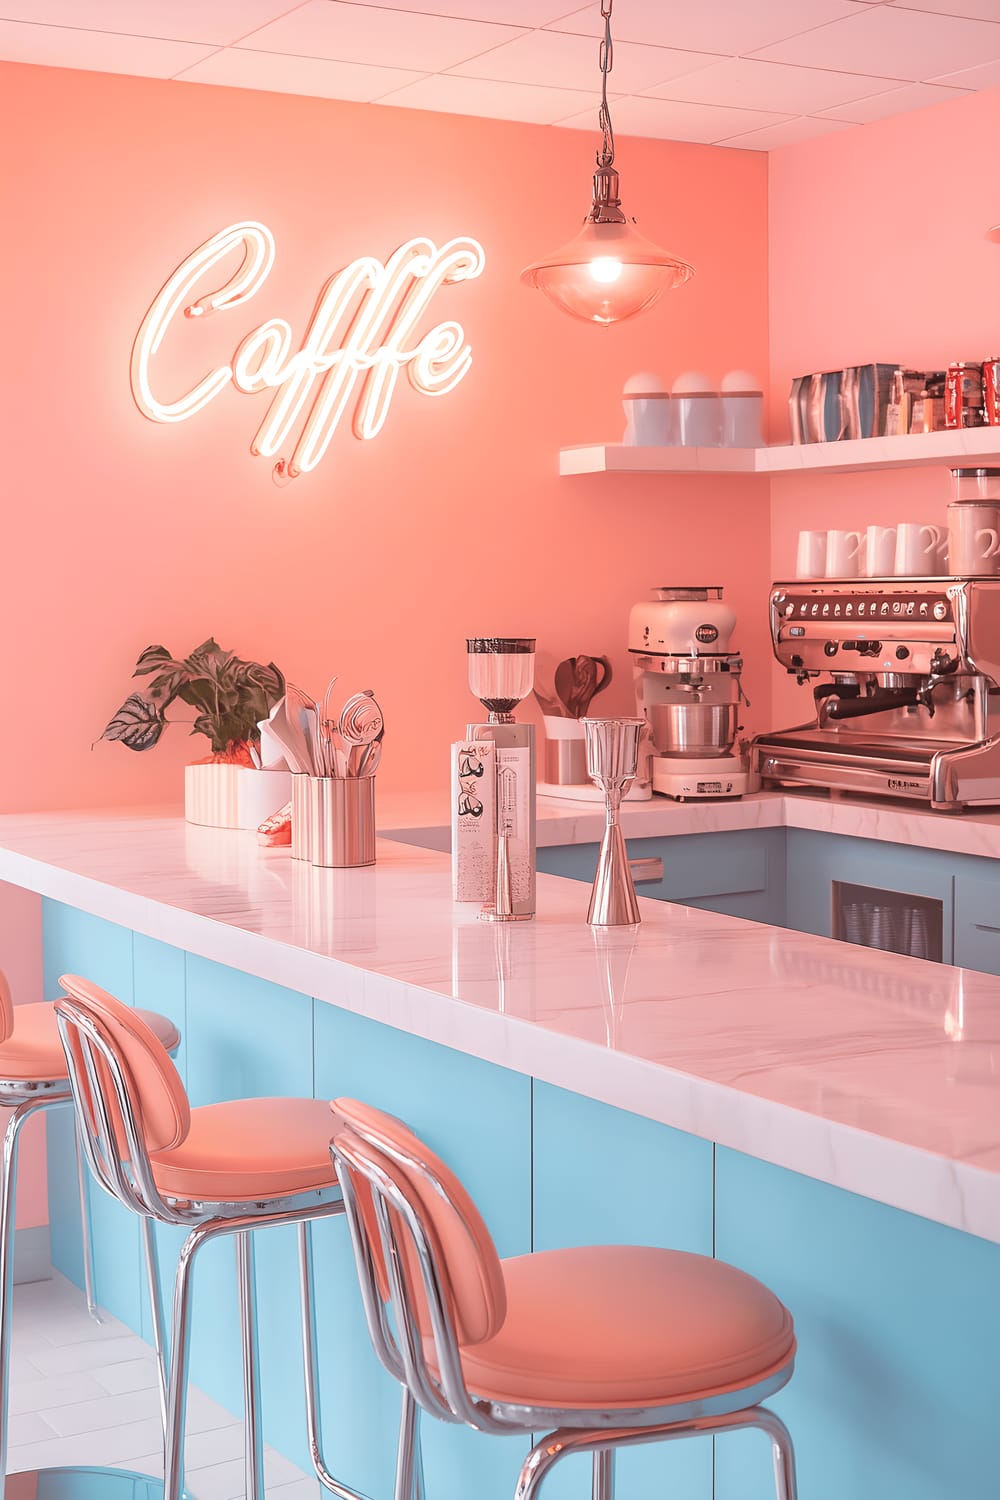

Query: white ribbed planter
left=184, top=765, right=291, bottom=830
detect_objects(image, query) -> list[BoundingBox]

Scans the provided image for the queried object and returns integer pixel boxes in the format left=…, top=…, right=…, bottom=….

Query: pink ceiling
left=0, top=0, right=996, bottom=148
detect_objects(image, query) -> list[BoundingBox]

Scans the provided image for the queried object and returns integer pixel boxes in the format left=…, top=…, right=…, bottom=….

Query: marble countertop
left=0, top=806, right=998, bottom=1244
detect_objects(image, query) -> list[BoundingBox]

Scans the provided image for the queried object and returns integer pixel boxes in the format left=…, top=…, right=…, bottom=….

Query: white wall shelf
left=560, top=426, right=1000, bottom=478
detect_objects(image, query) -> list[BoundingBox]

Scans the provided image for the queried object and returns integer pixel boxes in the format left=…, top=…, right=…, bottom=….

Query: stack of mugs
left=796, top=524, right=947, bottom=579
left=797, top=469, right=1000, bottom=580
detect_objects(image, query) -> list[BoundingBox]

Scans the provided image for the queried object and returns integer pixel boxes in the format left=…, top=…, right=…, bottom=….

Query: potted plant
left=100, top=637, right=291, bottom=828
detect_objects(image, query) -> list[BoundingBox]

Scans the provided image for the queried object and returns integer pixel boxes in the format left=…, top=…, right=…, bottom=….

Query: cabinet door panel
left=312, top=1002, right=531, bottom=1500
left=954, top=871, right=1000, bottom=975
left=531, top=1083, right=714, bottom=1500
left=785, top=830, right=954, bottom=960
left=715, top=1147, right=1000, bottom=1500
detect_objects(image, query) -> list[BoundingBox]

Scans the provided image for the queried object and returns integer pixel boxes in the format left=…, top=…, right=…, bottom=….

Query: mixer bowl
left=650, top=702, right=739, bottom=759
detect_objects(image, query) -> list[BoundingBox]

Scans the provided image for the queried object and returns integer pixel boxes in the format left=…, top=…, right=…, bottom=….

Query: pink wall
left=767, top=87, right=1000, bottom=730
left=0, top=63, right=771, bottom=814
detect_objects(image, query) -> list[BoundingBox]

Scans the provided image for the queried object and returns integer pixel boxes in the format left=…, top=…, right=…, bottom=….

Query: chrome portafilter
left=583, top=717, right=644, bottom=926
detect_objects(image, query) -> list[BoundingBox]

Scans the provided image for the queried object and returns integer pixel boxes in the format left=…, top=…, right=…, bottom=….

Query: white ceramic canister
left=672, top=372, right=721, bottom=447
left=622, top=372, right=674, bottom=446
left=719, top=370, right=764, bottom=448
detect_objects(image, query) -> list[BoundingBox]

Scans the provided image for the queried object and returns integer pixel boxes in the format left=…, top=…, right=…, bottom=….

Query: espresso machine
left=628, top=586, right=754, bottom=799
left=752, top=578, right=1000, bottom=810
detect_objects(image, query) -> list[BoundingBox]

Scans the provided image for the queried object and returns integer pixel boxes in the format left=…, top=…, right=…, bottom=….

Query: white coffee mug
left=894, top=523, right=943, bottom=576
left=825, top=529, right=862, bottom=578
left=796, top=529, right=827, bottom=579
left=948, top=503, right=1000, bottom=574
left=862, top=525, right=896, bottom=578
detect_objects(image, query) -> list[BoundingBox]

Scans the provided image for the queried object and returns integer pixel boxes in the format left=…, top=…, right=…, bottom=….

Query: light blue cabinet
left=531, top=1083, right=715, bottom=1500
left=953, top=869, right=1000, bottom=975
left=715, top=1148, right=1000, bottom=1500
left=538, top=828, right=787, bottom=925
left=39, top=884, right=1000, bottom=1500
left=784, top=830, right=955, bottom=958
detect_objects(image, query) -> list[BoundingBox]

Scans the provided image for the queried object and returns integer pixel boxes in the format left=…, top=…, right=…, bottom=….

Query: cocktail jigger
left=583, top=717, right=644, bottom=927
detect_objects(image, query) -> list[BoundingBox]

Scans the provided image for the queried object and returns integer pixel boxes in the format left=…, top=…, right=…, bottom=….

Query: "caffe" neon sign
left=130, top=220, right=486, bottom=479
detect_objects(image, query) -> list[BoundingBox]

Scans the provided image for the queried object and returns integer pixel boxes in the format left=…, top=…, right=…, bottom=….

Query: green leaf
left=100, top=693, right=165, bottom=751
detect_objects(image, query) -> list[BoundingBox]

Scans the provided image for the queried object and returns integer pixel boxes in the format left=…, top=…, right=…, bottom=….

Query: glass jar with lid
left=952, top=467, right=1000, bottom=503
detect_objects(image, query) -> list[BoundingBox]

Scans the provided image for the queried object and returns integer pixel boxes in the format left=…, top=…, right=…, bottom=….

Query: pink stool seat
left=0, top=1002, right=180, bottom=1083
left=151, top=1098, right=338, bottom=1202
left=447, top=1244, right=795, bottom=1410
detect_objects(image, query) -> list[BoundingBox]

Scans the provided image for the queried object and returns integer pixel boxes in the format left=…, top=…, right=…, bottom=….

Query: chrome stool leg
left=591, top=1449, right=614, bottom=1500
left=0, top=1102, right=30, bottom=1500
left=236, top=1231, right=265, bottom=1500
left=164, top=1224, right=211, bottom=1500
left=757, top=1408, right=798, bottom=1500
left=141, top=1216, right=169, bottom=1439
left=395, top=1388, right=424, bottom=1500
left=297, top=1220, right=368, bottom=1500
left=73, top=1120, right=103, bottom=1325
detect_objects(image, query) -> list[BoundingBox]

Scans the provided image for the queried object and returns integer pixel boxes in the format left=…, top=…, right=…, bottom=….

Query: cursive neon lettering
left=130, top=222, right=485, bottom=477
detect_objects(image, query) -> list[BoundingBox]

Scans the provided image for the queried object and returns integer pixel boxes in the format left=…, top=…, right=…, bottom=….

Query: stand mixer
left=628, top=586, right=754, bottom=800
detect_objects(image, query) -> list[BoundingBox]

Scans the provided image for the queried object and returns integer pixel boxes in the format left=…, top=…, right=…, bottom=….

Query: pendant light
left=521, top=0, right=694, bottom=326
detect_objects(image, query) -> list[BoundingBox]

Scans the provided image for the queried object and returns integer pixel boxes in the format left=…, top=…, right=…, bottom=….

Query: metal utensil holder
left=291, top=774, right=313, bottom=861
left=300, top=776, right=376, bottom=868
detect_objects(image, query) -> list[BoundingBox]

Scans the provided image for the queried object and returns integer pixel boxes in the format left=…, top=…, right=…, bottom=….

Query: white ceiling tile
left=717, top=115, right=856, bottom=149
left=333, top=0, right=579, bottom=21
left=930, top=57, right=1000, bottom=86
left=543, top=1, right=860, bottom=58
left=556, top=93, right=794, bottom=143
left=0, top=17, right=215, bottom=74
left=885, top=0, right=1000, bottom=20
left=237, top=1, right=525, bottom=73
left=815, top=78, right=972, bottom=119
left=644, top=57, right=903, bottom=113
left=447, top=30, right=720, bottom=93
left=376, top=73, right=601, bottom=124
left=752, top=6, right=1000, bottom=79
left=0, top=0, right=293, bottom=45
left=176, top=45, right=424, bottom=100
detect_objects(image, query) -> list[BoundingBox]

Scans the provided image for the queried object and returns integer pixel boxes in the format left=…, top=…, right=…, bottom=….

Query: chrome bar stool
left=327, top=1097, right=800, bottom=1500
left=0, top=969, right=180, bottom=1500
left=54, top=976, right=365, bottom=1500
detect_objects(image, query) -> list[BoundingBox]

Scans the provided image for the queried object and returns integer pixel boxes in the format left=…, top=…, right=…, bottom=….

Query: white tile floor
left=9, top=1272, right=321, bottom=1500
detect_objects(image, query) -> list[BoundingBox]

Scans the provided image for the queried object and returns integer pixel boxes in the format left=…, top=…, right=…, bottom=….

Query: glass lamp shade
left=521, top=219, right=694, bottom=326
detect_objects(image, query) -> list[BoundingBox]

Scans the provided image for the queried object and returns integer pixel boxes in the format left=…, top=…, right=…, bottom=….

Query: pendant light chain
left=597, top=0, right=615, bottom=170
left=519, top=0, right=694, bottom=325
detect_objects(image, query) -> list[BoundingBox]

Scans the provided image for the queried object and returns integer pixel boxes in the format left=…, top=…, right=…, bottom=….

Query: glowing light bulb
left=589, top=256, right=623, bottom=284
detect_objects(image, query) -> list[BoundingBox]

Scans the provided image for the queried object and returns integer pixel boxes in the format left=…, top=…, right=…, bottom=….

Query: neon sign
left=130, top=220, right=486, bottom=479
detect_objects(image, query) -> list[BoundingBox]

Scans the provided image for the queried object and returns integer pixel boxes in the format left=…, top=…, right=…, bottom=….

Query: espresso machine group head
left=751, top=577, right=1000, bottom=810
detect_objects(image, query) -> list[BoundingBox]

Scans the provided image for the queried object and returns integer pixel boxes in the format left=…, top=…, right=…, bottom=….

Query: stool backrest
left=0, top=970, right=11, bottom=1043
left=55, top=975, right=190, bottom=1220
left=330, top=1097, right=508, bottom=1430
